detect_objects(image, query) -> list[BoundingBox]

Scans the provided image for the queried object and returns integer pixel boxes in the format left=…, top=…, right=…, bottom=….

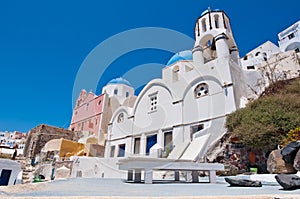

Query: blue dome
left=201, top=10, right=209, bottom=16
left=107, top=77, right=132, bottom=86
left=166, top=50, right=193, bottom=66
left=200, top=8, right=221, bottom=16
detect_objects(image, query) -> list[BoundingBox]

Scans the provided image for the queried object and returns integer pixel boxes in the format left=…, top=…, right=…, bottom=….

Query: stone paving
left=0, top=178, right=300, bottom=198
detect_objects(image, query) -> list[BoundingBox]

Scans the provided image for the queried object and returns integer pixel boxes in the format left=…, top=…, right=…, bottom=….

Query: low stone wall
left=55, top=161, right=73, bottom=179
left=33, top=163, right=52, bottom=181
left=70, top=156, right=127, bottom=179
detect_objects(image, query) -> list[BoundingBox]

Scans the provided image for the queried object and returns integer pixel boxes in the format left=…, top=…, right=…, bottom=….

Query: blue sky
left=0, top=0, right=299, bottom=132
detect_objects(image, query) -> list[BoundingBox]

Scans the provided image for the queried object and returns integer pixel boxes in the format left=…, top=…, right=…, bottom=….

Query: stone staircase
left=15, top=157, right=35, bottom=184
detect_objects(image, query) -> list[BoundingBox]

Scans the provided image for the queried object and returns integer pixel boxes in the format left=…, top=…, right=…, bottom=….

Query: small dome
left=200, top=8, right=221, bottom=16
left=201, top=10, right=209, bottom=16
left=107, top=77, right=132, bottom=86
left=166, top=50, right=193, bottom=66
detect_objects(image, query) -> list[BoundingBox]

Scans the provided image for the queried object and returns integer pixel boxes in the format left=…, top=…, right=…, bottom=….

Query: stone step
left=23, top=170, right=33, bottom=172
left=16, top=156, right=26, bottom=159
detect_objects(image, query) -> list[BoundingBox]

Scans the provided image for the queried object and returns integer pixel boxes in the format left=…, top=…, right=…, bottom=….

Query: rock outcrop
left=281, top=141, right=300, bottom=164
left=275, top=174, right=300, bottom=190
left=267, top=149, right=296, bottom=174
left=225, top=177, right=262, bottom=187
left=293, top=150, right=300, bottom=171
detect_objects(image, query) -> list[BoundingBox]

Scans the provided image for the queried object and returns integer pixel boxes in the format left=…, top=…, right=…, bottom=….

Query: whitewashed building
left=0, top=159, right=21, bottom=185
left=0, top=131, right=27, bottom=156
left=241, top=20, right=300, bottom=99
left=241, top=41, right=280, bottom=71
left=68, top=10, right=300, bottom=179
left=105, top=9, right=248, bottom=162
left=241, top=20, right=300, bottom=71
left=278, top=20, right=300, bottom=52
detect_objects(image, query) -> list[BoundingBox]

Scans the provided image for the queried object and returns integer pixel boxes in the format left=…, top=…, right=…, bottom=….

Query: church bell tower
left=192, top=8, right=240, bottom=66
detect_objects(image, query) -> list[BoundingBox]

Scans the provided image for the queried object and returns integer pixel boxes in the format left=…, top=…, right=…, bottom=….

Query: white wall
left=182, top=74, right=231, bottom=124
left=241, top=41, right=280, bottom=70
left=0, top=159, right=21, bottom=186
left=243, top=50, right=300, bottom=99
left=105, top=137, right=131, bottom=158
left=0, top=148, right=24, bottom=157
left=109, top=109, right=133, bottom=140
left=257, top=51, right=300, bottom=80
left=102, top=84, right=134, bottom=104
left=133, top=84, right=180, bottom=135
left=278, top=21, right=300, bottom=52
left=70, top=156, right=127, bottom=179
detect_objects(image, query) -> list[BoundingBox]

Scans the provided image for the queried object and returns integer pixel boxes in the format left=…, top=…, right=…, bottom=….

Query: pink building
left=69, top=90, right=105, bottom=141
left=69, top=78, right=136, bottom=145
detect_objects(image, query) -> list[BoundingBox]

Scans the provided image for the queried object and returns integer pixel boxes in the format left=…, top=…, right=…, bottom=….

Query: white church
left=67, top=8, right=300, bottom=179
left=103, top=8, right=300, bottom=163
left=105, top=9, right=247, bottom=162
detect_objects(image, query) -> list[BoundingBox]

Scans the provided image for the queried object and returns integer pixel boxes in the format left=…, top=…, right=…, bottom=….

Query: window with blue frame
left=118, top=144, right=126, bottom=157
left=146, top=134, right=157, bottom=155
left=114, top=89, right=118, bottom=95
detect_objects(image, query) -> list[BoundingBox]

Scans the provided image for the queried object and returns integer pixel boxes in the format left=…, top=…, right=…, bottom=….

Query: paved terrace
left=0, top=178, right=300, bottom=199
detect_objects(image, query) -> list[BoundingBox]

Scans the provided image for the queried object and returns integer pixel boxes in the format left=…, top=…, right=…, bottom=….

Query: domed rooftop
left=200, top=8, right=221, bottom=16
left=107, top=77, right=132, bottom=86
left=166, top=50, right=193, bottom=66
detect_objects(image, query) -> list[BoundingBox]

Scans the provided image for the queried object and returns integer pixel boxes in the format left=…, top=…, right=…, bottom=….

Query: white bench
left=118, top=157, right=224, bottom=184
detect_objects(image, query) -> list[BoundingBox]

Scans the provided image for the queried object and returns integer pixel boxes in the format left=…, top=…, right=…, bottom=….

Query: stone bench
left=118, top=157, right=224, bottom=184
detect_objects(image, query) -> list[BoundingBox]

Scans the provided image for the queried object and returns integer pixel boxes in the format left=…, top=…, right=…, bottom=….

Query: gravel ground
left=0, top=178, right=300, bottom=198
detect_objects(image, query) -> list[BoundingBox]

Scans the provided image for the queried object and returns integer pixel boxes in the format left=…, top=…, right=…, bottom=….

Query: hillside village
left=1, top=8, right=300, bottom=185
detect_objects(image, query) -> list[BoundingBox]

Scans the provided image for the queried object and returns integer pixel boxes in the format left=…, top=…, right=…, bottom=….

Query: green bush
left=226, top=78, right=300, bottom=151
left=281, top=127, right=300, bottom=146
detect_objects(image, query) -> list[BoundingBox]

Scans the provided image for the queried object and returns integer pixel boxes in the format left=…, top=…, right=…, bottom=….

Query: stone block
left=267, top=149, right=296, bottom=174
left=293, top=149, right=300, bottom=171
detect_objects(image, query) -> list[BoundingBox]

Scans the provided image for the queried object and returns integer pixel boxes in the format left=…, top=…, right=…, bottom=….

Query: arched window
left=173, top=66, right=179, bottom=82
left=262, top=52, right=267, bottom=61
left=149, top=92, right=158, bottom=112
left=255, top=52, right=261, bottom=57
left=207, top=40, right=212, bottom=47
left=225, top=19, right=230, bottom=32
left=117, top=113, right=124, bottom=123
left=214, top=15, right=219, bottom=28
left=114, top=89, right=118, bottom=95
left=195, top=22, right=200, bottom=36
left=201, top=18, right=207, bottom=32
left=194, top=83, right=209, bottom=98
